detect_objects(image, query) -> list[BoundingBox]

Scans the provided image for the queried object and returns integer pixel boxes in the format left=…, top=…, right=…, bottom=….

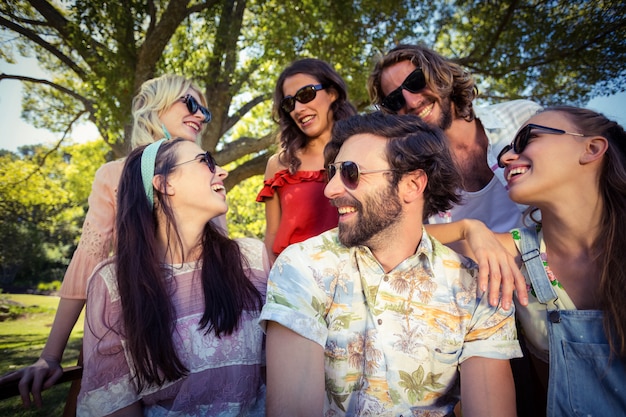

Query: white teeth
left=418, top=103, right=434, bottom=119
left=507, top=167, right=528, bottom=181
left=185, top=122, right=199, bottom=131
left=301, top=115, right=314, bottom=124
left=338, top=206, right=356, bottom=214
left=212, top=184, right=225, bottom=192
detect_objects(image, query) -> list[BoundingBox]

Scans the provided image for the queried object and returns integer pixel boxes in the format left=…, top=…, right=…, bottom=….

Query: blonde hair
left=131, top=74, right=207, bottom=149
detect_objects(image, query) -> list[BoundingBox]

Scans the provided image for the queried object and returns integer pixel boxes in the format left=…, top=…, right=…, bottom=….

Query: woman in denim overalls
left=492, top=106, right=626, bottom=416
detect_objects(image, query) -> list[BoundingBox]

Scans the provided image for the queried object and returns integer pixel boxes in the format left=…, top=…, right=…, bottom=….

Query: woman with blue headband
left=78, top=138, right=268, bottom=416
left=0, top=74, right=212, bottom=408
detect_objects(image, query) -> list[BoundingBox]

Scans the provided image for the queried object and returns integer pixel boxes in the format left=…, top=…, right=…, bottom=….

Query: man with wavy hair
left=368, top=44, right=541, bottom=232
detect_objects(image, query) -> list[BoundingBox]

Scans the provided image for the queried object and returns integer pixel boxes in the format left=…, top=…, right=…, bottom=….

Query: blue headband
left=140, top=138, right=168, bottom=210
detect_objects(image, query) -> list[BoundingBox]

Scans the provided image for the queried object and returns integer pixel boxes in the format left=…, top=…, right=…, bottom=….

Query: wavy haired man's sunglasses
left=380, top=68, right=426, bottom=113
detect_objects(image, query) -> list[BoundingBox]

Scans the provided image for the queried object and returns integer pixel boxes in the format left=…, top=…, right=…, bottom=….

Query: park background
left=0, top=1, right=625, bottom=415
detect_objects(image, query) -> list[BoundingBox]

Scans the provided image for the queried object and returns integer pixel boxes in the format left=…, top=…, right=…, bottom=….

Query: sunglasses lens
left=497, top=145, right=512, bottom=168
left=513, top=125, right=532, bottom=154
left=281, top=97, right=295, bottom=113
left=184, top=95, right=211, bottom=123
left=341, top=161, right=360, bottom=189
left=327, top=162, right=360, bottom=189
left=327, top=164, right=337, bottom=181
left=403, top=69, right=426, bottom=93
left=381, top=90, right=405, bottom=113
left=296, top=86, right=317, bottom=104
left=186, top=95, right=198, bottom=113
left=204, top=152, right=216, bottom=173
left=281, top=85, right=322, bottom=113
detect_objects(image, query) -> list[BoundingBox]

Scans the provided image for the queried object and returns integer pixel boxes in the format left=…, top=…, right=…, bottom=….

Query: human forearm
left=40, top=297, right=85, bottom=362
left=266, top=322, right=324, bottom=417
left=425, top=218, right=476, bottom=246
left=460, top=357, right=517, bottom=417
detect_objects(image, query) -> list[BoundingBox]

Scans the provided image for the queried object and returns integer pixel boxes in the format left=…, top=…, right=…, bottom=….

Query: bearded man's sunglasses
left=327, top=161, right=397, bottom=190
left=281, top=84, right=326, bottom=113
left=380, top=68, right=427, bottom=113
left=181, top=94, right=212, bottom=124
left=497, top=123, right=586, bottom=168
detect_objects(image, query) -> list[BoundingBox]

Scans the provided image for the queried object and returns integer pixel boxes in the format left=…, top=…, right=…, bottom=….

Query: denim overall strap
left=519, top=227, right=626, bottom=416
left=518, top=227, right=558, bottom=308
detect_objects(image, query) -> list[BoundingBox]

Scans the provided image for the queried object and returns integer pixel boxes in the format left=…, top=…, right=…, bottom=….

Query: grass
left=0, top=294, right=84, bottom=416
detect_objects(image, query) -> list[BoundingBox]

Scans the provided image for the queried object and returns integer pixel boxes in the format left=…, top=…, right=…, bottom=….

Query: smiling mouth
left=212, top=184, right=225, bottom=192
left=337, top=206, right=356, bottom=215
left=300, top=115, right=315, bottom=124
left=507, top=167, right=528, bottom=181
left=185, top=121, right=200, bottom=131
left=416, top=102, right=434, bottom=119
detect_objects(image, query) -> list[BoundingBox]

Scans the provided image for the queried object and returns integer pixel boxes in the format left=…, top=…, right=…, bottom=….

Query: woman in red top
left=257, top=59, right=357, bottom=262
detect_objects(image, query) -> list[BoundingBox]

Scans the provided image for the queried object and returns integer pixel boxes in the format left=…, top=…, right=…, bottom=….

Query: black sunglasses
left=380, top=68, right=427, bottom=113
left=173, top=151, right=216, bottom=173
left=281, top=84, right=326, bottom=113
left=327, top=161, right=396, bottom=190
left=497, top=123, right=586, bottom=168
left=181, top=94, right=212, bottom=124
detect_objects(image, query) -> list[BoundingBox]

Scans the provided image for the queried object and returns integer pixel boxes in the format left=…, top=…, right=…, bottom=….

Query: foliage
left=36, top=280, right=61, bottom=294
left=226, top=175, right=265, bottom=240
left=0, top=294, right=83, bottom=416
left=0, top=294, right=54, bottom=321
left=0, top=140, right=107, bottom=287
left=2, top=0, right=624, bottom=191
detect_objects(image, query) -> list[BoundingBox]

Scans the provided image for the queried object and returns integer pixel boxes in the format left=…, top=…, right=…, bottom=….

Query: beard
left=436, top=95, right=454, bottom=131
left=337, top=183, right=403, bottom=248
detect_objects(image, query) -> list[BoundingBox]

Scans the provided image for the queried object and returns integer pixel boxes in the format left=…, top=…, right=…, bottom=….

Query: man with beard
left=259, top=112, right=522, bottom=417
left=368, top=44, right=542, bottom=232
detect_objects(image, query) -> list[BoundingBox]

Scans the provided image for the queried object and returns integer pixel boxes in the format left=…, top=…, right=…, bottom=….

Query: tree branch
left=215, top=130, right=277, bottom=166
left=0, top=15, right=86, bottom=78
left=0, top=73, right=94, bottom=112
left=222, top=93, right=270, bottom=135
left=27, top=0, right=108, bottom=70
left=224, top=152, right=270, bottom=191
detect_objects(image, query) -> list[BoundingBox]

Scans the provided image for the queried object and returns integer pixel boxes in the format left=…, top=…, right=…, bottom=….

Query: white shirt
left=428, top=99, right=542, bottom=232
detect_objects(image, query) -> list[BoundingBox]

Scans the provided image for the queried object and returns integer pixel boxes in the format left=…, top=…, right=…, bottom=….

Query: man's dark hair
left=325, top=111, right=462, bottom=219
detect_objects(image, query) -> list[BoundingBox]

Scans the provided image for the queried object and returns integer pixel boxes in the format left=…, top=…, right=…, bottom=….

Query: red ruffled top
left=256, top=169, right=338, bottom=256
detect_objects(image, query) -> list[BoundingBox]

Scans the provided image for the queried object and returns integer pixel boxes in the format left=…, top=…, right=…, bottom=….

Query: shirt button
left=383, top=275, right=389, bottom=282
left=377, top=319, right=383, bottom=325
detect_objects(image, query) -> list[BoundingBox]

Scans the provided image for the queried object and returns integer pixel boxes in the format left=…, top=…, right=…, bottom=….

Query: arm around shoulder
left=266, top=321, right=325, bottom=417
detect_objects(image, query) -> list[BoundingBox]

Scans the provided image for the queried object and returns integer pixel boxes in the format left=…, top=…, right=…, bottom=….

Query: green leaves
left=4, top=1, right=626, bottom=183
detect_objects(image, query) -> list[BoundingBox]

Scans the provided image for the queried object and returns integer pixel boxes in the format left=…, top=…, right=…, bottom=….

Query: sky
left=1, top=56, right=625, bottom=153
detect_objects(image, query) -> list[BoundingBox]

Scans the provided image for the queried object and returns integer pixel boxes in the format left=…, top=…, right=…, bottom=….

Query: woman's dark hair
left=114, top=138, right=262, bottom=392
left=325, top=111, right=462, bottom=219
left=527, top=106, right=626, bottom=359
left=273, top=58, right=357, bottom=174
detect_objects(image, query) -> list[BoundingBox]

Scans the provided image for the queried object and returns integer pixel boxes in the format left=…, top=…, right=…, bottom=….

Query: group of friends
left=1, top=43, right=625, bottom=417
